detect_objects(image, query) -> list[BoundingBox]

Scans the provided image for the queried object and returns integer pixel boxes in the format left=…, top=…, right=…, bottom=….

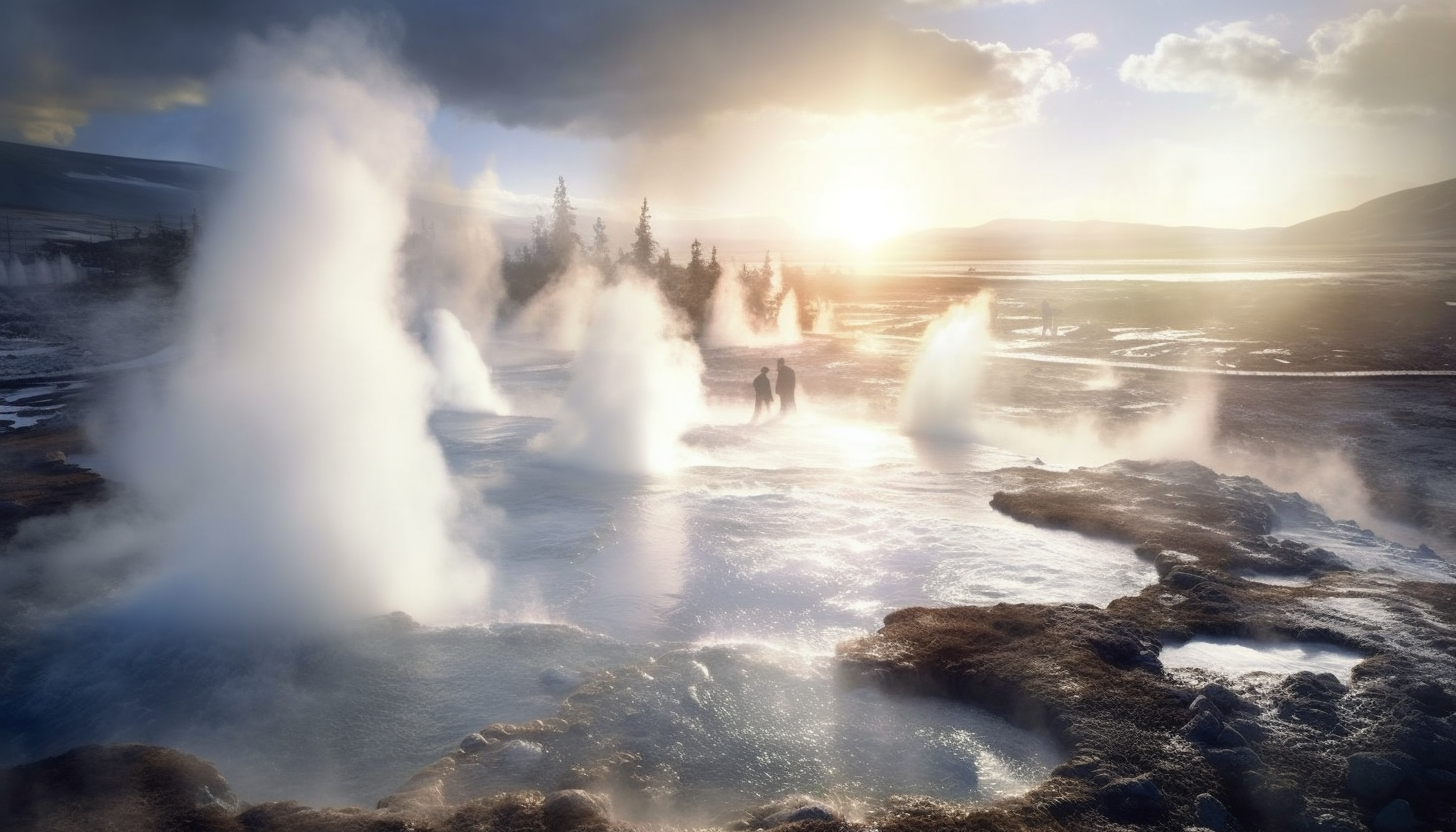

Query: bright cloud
left=1121, top=3, right=1456, bottom=118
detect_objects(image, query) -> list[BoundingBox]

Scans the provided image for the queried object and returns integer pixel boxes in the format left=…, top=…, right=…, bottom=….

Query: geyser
left=900, top=294, right=995, bottom=439
left=704, top=262, right=802, bottom=348
left=530, top=273, right=705, bottom=475
left=112, top=18, right=488, bottom=626
left=426, top=308, right=510, bottom=415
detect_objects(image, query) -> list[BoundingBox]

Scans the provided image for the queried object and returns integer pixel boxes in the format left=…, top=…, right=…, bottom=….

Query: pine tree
left=631, top=198, right=657, bottom=269
left=685, top=239, right=713, bottom=326
left=548, top=176, right=578, bottom=260
left=591, top=217, right=609, bottom=264
left=530, top=215, right=548, bottom=262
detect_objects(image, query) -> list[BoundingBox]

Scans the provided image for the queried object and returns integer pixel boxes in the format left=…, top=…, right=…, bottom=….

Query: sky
left=2, top=0, right=1454, bottom=239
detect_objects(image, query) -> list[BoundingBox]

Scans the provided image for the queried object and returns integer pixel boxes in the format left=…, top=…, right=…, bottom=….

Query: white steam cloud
left=112, top=18, right=488, bottom=626
left=900, top=294, right=996, bottom=438
left=426, top=308, right=510, bottom=414
left=0, top=255, right=83, bottom=286
left=704, top=263, right=802, bottom=348
left=508, top=261, right=604, bottom=352
left=530, top=273, right=706, bottom=475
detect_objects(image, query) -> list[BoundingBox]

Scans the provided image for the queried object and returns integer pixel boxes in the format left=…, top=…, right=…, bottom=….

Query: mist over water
left=106, top=19, right=487, bottom=627
left=531, top=273, right=706, bottom=475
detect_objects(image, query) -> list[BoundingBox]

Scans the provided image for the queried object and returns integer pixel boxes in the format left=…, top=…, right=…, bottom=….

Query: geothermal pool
left=2, top=278, right=1452, bottom=819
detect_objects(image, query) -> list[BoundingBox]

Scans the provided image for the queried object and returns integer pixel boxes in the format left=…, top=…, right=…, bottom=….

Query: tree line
left=503, top=177, right=806, bottom=332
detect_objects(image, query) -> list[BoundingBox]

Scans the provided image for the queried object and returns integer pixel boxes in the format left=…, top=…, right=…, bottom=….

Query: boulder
left=1097, top=774, right=1167, bottom=821
left=762, top=802, right=838, bottom=827
left=542, top=789, right=611, bottom=830
left=0, top=744, right=240, bottom=832
left=1193, top=793, right=1236, bottom=831
left=1346, top=753, right=1405, bottom=803
left=1182, top=710, right=1225, bottom=745
left=1372, top=798, right=1418, bottom=832
left=459, top=732, right=490, bottom=754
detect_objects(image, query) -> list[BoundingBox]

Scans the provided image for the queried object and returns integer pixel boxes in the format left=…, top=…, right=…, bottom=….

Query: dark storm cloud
left=0, top=0, right=1067, bottom=143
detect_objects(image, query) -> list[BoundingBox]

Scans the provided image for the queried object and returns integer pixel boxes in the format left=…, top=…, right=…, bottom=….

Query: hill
left=1278, top=176, right=1456, bottom=246
left=1, top=140, right=1451, bottom=260
left=882, top=178, right=1455, bottom=259
left=0, top=141, right=225, bottom=226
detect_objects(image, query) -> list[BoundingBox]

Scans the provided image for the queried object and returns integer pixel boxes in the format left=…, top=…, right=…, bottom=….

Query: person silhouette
left=752, top=366, right=773, bottom=423
left=775, top=358, right=796, bottom=415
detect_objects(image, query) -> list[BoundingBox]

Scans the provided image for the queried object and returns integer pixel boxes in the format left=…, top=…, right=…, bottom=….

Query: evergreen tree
left=631, top=198, right=657, bottom=269
left=685, top=239, right=714, bottom=326
left=591, top=217, right=609, bottom=265
left=744, top=251, right=775, bottom=324
left=530, top=214, right=548, bottom=262
left=548, top=176, right=578, bottom=259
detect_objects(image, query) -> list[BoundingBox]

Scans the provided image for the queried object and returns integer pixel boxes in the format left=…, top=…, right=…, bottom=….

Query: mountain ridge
left=1, top=140, right=1451, bottom=258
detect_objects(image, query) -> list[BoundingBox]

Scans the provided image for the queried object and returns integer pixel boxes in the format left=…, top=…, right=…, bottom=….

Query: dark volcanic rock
left=989, top=460, right=1352, bottom=577
left=542, top=789, right=612, bottom=830
left=1372, top=798, right=1418, bottom=832
left=1346, top=753, right=1405, bottom=803
left=0, top=744, right=240, bottom=832
left=1194, top=792, right=1237, bottom=831
left=1274, top=672, right=1347, bottom=734
left=1097, top=774, right=1167, bottom=821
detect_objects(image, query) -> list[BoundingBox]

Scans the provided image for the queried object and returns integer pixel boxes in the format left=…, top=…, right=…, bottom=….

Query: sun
left=811, top=185, right=910, bottom=249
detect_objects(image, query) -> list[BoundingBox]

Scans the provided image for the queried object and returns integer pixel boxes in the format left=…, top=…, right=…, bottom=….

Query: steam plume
left=112, top=18, right=488, bottom=626
left=704, top=263, right=802, bottom=348
left=426, top=308, right=510, bottom=414
left=900, top=294, right=995, bottom=438
left=531, top=273, right=706, bottom=475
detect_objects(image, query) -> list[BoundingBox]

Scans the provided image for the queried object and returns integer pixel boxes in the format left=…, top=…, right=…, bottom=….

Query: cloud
left=0, top=0, right=1070, bottom=144
left=1120, top=2, right=1456, bottom=118
left=1058, top=32, right=1100, bottom=59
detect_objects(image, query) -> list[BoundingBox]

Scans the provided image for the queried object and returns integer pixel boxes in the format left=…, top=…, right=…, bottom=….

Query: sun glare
left=812, top=185, right=909, bottom=249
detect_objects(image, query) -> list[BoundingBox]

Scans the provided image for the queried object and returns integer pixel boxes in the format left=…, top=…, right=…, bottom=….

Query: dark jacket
left=753, top=373, right=772, bottom=401
left=775, top=366, right=796, bottom=398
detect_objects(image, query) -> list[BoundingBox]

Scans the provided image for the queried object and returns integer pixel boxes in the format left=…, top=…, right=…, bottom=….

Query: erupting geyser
left=531, top=273, right=706, bottom=475
left=112, top=19, right=488, bottom=626
left=704, top=262, right=802, bottom=347
left=900, top=293, right=995, bottom=439
left=426, top=308, right=510, bottom=415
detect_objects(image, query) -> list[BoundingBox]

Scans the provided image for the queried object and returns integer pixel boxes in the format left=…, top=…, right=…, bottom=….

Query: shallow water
left=1159, top=637, right=1366, bottom=682
left=1, top=269, right=1451, bottom=813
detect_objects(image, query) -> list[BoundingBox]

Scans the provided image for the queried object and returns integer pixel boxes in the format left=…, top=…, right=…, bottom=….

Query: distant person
left=775, top=357, right=796, bottom=415
left=1041, top=300, right=1057, bottom=337
left=752, top=366, right=773, bottom=423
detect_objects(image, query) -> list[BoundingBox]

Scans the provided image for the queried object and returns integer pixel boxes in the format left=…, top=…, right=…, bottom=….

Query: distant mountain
left=883, top=219, right=1278, bottom=260
left=1278, top=177, right=1456, bottom=246
left=0, top=140, right=226, bottom=227
left=2, top=140, right=1451, bottom=259
left=882, top=178, right=1455, bottom=259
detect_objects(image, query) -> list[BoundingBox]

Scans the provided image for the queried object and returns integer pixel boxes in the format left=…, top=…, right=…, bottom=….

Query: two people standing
left=751, top=358, right=796, bottom=423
